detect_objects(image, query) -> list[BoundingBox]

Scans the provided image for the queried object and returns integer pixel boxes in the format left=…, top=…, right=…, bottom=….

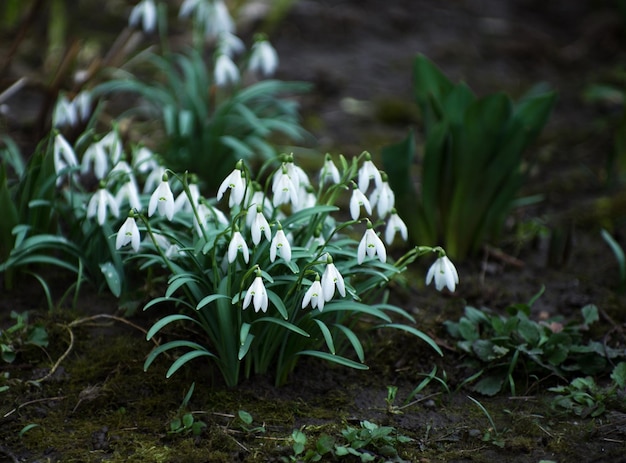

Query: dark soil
left=2, top=0, right=626, bottom=462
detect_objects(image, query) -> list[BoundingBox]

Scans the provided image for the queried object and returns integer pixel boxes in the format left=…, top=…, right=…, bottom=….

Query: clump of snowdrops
left=108, top=146, right=458, bottom=386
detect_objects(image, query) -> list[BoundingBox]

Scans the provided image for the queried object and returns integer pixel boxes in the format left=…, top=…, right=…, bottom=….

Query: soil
left=2, top=0, right=626, bottom=462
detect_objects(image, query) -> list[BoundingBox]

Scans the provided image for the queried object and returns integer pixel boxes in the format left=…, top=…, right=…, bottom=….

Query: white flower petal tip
left=302, top=278, right=324, bottom=311
left=115, top=216, right=141, bottom=252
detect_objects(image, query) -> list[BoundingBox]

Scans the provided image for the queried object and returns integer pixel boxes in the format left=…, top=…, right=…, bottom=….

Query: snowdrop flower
left=319, top=154, right=340, bottom=185
left=370, top=172, right=395, bottom=217
left=81, top=141, right=109, bottom=179
left=250, top=205, right=271, bottom=245
left=349, top=183, right=372, bottom=221
left=357, top=152, right=382, bottom=192
left=357, top=221, right=386, bottom=264
left=243, top=271, right=268, bottom=313
left=87, top=185, right=119, bottom=226
left=218, top=32, right=245, bottom=57
left=286, top=159, right=310, bottom=192
left=148, top=173, right=175, bottom=220
left=217, top=163, right=246, bottom=207
left=174, top=182, right=201, bottom=214
left=270, top=223, right=291, bottom=262
left=150, top=233, right=182, bottom=259
left=99, top=131, right=123, bottom=166
left=248, top=36, right=278, bottom=77
left=228, top=229, right=249, bottom=263
left=53, top=133, right=78, bottom=184
left=129, top=0, right=157, bottom=33
left=115, top=176, right=142, bottom=211
left=426, top=255, right=459, bottom=292
left=214, top=53, right=240, bottom=86
left=133, top=146, right=158, bottom=174
left=321, top=254, right=346, bottom=301
left=179, top=0, right=205, bottom=18
left=245, top=187, right=271, bottom=228
left=115, top=213, right=140, bottom=252
left=384, top=209, right=408, bottom=245
left=272, top=165, right=298, bottom=207
left=293, top=185, right=316, bottom=212
left=144, top=166, right=166, bottom=194
left=74, top=91, right=92, bottom=123
left=302, top=274, right=324, bottom=311
left=52, top=95, right=77, bottom=128
left=207, top=0, right=234, bottom=37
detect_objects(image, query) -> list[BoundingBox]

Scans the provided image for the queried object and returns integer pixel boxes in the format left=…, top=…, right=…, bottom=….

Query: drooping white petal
left=214, top=54, right=240, bottom=86
left=116, top=216, right=140, bottom=252
left=228, top=231, right=249, bottom=263
left=357, top=227, right=386, bottom=264
left=349, top=187, right=372, bottom=220
left=358, top=159, right=382, bottom=192
left=248, top=39, right=279, bottom=77
left=270, top=229, right=291, bottom=262
left=384, top=212, right=408, bottom=245
left=302, top=278, right=324, bottom=311
left=426, top=256, right=459, bottom=292
left=148, top=179, right=175, bottom=220
left=321, top=260, right=346, bottom=301
left=243, top=276, right=268, bottom=313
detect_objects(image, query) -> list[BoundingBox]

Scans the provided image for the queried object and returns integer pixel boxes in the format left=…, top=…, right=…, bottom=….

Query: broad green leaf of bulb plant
left=383, top=54, right=556, bottom=259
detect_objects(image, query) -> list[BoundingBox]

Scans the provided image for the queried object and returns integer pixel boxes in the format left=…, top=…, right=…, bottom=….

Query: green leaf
left=297, top=350, right=369, bottom=370
left=333, top=324, right=365, bottom=363
left=581, top=304, right=599, bottom=326
left=99, top=262, right=121, bottom=298
left=314, top=319, right=335, bottom=355
left=146, top=314, right=199, bottom=341
left=252, top=317, right=310, bottom=337
left=472, top=374, right=505, bottom=396
left=166, top=350, right=215, bottom=378
left=196, top=293, right=232, bottom=310
left=144, top=340, right=215, bottom=371
left=238, top=410, right=253, bottom=425
left=611, top=362, right=626, bottom=389
left=378, top=323, right=443, bottom=356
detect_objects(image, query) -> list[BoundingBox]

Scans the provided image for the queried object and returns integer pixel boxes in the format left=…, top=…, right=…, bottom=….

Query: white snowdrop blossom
left=385, top=210, right=408, bottom=245
left=133, top=146, right=158, bottom=174
left=52, top=96, right=77, bottom=128
left=270, top=225, right=291, bottom=262
left=370, top=174, right=395, bottom=217
left=245, top=189, right=271, bottom=227
left=73, top=91, right=92, bottom=123
left=302, top=275, right=324, bottom=311
left=218, top=32, right=245, bottom=57
left=228, top=230, right=249, bottom=263
left=148, top=174, right=175, bottom=220
left=144, top=166, right=165, bottom=194
left=214, top=53, right=240, bottom=86
left=115, top=177, right=142, bottom=211
left=357, top=222, right=386, bottom=264
left=99, top=131, right=124, bottom=166
left=319, top=155, right=340, bottom=185
left=426, top=255, right=459, bottom=292
left=87, top=186, right=119, bottom=226
left=285, top=159, right=310, bottom=192
left=115, top=214, right=140, bottom=252
left=357, top=154, right=382, bottom=192
left=217, top=165, right=246, bottom=207
left=173, top=183, right=201, bottom=214
left=129, top=0, right=157, bottom=33
left=81, top=142, right=109, bottom=179
left=293, top=185, right=316, bottom=212
left=53, top=134, right=78, bottom=184
left=248, top=38, right=278, bottom=77
left=243, top=274, right=268, bottom=313
left=250, top=206, right=271, bottom=245
left=272, top=165, right=298, bottom=207
left=321, top=255, right=346, bottom=301
left=349, top=184, right=372, bottom=221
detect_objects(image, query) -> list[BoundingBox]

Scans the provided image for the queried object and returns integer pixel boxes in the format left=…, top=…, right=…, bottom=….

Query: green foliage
left=445, top=296, right=624, bottom=396
left=140, top=152, right=445, bottom=387
left=549, top=362, right=626, bottom=418
left=383, top=54, right=556, bottom=259
left=467, top=396, right=506, bottom=448
left=286, top=421, right=412, bottom=462
left=96, top=49, right=309, bottom=191
left=167, top=383, right=206, bottom=436
left=0, top=311, right=48, bottom=364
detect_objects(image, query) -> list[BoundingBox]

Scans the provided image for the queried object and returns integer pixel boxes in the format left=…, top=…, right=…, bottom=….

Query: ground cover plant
left=1, top=0, right=626, bottom=462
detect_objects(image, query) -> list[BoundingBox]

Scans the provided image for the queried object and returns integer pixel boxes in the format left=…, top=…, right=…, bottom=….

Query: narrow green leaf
left=146, top=314, right=199, bottom=341
left=99, top=262, right=121, bottom=297
left=297, top=350, right=369, bottom=370
left=314, top=319, right=335, bottom=355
